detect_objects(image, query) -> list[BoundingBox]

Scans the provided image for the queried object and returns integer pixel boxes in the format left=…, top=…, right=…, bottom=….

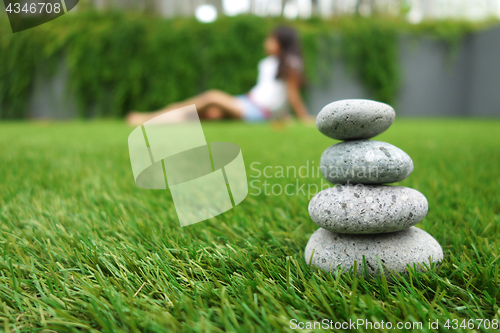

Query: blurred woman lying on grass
left=126, top=26, right=312, bottom=125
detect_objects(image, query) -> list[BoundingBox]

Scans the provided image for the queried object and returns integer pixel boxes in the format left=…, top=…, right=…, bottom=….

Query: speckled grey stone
left=320, top=140, right=413, bottom=184
left=316, top=99, right=395, bottom=140
left=309, top=185, right=428, bottom=234
left=304, top=227, right=443, bottom=276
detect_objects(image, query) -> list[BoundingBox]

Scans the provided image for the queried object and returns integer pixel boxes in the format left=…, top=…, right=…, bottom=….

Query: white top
left=248, top=56, right=287, bottom=113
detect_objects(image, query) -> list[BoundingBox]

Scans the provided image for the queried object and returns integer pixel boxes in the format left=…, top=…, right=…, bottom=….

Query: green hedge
left=0, top=11, right=487, bottom=118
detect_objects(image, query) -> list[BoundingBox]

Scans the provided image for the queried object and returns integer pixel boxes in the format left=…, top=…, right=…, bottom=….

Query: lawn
left=0, top=119, right=499, bottom=332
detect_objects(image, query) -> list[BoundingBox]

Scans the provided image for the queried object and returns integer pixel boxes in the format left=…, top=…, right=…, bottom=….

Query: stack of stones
left=305, top=99, right=443, bottom=277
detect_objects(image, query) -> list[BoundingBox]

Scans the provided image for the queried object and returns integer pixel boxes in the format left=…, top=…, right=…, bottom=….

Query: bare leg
left=127, top=90, right=243, bottom=125
left=202, top=106, right=225, bottom=120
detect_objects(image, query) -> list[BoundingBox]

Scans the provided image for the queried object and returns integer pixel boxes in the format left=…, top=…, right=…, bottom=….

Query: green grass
left=0, top=119, right=499, bottom=332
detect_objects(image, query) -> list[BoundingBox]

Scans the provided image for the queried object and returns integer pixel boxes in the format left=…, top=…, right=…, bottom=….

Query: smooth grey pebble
left=309, top=185, right=428, bottom=234
left=316, top=99, right=395, bottom=140
left=304, top=227, right=443, bottom=276
left=320, top=140, right=413, bottom=184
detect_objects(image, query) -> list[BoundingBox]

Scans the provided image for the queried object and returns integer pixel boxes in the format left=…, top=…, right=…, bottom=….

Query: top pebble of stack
left=316, top=99, right=395, bottom=140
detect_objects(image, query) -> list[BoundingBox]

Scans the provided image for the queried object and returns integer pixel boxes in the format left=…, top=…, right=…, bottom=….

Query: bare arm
left=286, top=71, right=310, bottom=121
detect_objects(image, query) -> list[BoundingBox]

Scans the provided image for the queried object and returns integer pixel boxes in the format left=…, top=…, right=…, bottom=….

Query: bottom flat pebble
left=305, top=227, right=443, bottom=276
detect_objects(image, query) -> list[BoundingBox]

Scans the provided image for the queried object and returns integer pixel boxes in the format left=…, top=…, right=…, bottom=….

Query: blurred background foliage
left=0, top=11, right=487, bottom=119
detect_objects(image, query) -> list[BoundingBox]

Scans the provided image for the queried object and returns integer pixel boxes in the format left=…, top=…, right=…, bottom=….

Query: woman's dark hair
left=272, top=26, right=305, bottom=85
